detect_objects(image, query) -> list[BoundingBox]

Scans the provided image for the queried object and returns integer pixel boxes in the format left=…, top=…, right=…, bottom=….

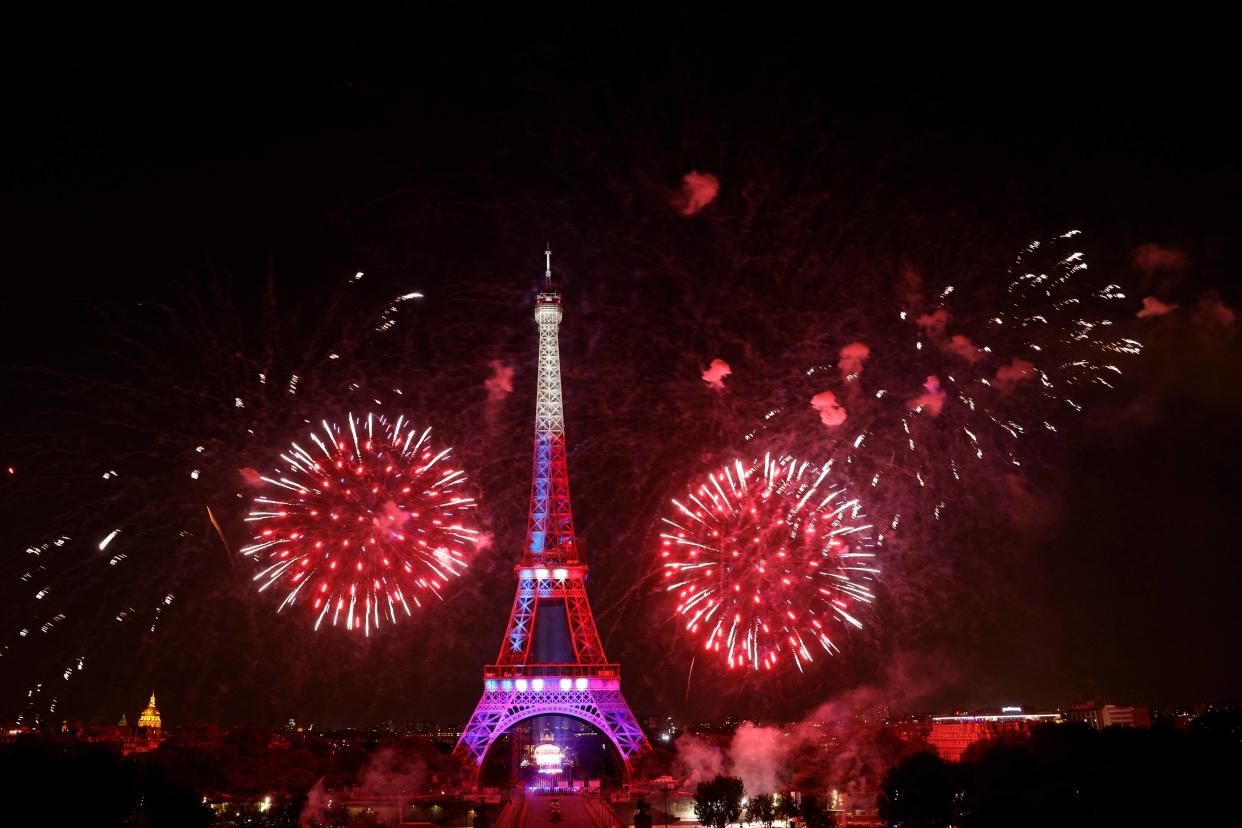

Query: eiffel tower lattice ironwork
left=456, top=249, right=648, bottom=780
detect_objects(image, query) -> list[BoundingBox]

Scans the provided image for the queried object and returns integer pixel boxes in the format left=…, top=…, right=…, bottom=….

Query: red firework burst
left=244, top=412, right=481, bottom=634
left=660, top=453, right=880, bottom=672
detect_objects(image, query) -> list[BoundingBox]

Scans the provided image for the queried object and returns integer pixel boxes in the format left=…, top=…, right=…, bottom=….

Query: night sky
left=2, top=11, right=1239, bottom=728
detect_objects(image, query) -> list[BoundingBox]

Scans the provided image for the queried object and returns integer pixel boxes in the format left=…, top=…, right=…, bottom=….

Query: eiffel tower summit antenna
left=456, top=249, right=649, bottom=784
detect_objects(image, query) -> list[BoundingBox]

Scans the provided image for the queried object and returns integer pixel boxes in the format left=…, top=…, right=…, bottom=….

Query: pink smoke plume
left=1130, top=242, right=1189, bottom=275
left=673, top=651, right=959, bottom=801
left=994, top=359, right=1036, bottom=392
left=1196, top=292, right=1237, bottom=328
left=374, top=500, right=412, bottom=528
left=900, top=263, right=924, bottom=308
left=906, top=375, right=945, bottom=416
left=1137, top=296, right=1178, bottom=319
left=914, top=310, right=984, bottom=364
left=838, top=342, right=870, bottom=381
left=943, top=334, right=983, bottom=363
left=1003, top=473, right=1061, bottom=532
left=810, top=390, right=847, bottom=427
left=701, top=358, right=732, bottom=390
left=301, top=742, right=437, bottom=827
left=238, top=467, right=263, bottom=487
left=915, top=308, right=949, bottom=338
left=673, top=735, right=726, bottom=786
left=674, top=171, right=720, bottom=216
left=729, top=724, right=794, bottom=794
left=484, top=360, right=514, bottom=401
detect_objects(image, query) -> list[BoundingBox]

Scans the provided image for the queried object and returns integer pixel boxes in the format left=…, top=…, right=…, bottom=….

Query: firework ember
left=660, top=453, right=880, bottom=673
left=742, top=231, right=1145, bottom=527
left=243, top=412, right=481, bottom=634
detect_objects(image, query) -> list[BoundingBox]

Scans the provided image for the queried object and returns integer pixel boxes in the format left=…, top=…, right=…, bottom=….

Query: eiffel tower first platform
left=456, top=250, right=648, bottom=782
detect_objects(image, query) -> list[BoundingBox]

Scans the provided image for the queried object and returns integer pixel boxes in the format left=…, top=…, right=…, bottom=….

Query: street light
left=656, top=775, right=677, bottom=828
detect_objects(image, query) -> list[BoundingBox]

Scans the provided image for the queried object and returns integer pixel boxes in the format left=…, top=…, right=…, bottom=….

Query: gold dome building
left=136, top=692, right=161, bottom=729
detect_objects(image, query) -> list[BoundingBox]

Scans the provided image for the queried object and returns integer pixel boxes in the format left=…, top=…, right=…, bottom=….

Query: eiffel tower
left=456, top=248, right=648, bottom=782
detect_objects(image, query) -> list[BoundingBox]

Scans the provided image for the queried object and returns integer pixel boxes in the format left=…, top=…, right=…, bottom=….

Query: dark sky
left=1, top=11, right=1239, bottom=728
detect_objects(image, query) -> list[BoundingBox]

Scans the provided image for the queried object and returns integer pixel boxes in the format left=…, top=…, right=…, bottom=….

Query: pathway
left=523, top=793, right=596, bottom=827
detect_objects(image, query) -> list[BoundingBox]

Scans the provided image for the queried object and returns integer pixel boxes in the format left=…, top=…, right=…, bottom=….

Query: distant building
left=1, top=723, right=34, bottom=743
left=408, top=721, right=462, bottom=742
left=120, top=691, right=164, bottom=756
left=927, top=710, right=1062, bottom=761
left=886, top=719, right=932, bottom=744
left=1102, top=704, right=1150, bottom=728
left=137, top=693, right=162, bottom=729
left=1067, top=701, right=1102, bottom=729
left=858, top=703, right=890, bottom=725
left=1067, top=702, right=1151, bottom=730
left=641, top=715, right=680, bottom=743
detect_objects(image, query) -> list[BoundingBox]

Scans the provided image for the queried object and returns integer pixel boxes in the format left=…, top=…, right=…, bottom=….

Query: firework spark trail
left=1, top=274, right=444, bottom=720
left=886, top=232, right=1142, bottom=500
left=751, top=231, right=1144, bottom=523
left=242, top=412, right=482, bottom=634
left=659, top=452, right=880, bottom=674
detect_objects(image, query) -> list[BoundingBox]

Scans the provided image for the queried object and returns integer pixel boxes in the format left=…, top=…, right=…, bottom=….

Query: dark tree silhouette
left=744, top=792, right=775, bottom=827
left=879, top=721, right=1242, bottom=827
left=878, top=750, right=961, bottom=828
left=0, top=735, right=212, bottom=827
left=773, top=792, right=800, bottom=824
left=693, top=774, right=744, bottom=828
left=634, top=798, right=654, bottom=828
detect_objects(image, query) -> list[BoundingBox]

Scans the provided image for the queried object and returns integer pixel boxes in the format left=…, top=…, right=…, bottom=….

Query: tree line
left=879, top=714, right=1242, bottom=827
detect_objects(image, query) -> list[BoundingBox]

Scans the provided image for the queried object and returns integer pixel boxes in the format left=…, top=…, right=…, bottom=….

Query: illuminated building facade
left=137, top=692, right=162, bottom=729
left=114, top=691, right=165, bottom=756
left=1068, top=701, right=1152, bottom=730
left=534, top=742, right=565, bottom=776
left=927, top=710, right=1062, bottom=762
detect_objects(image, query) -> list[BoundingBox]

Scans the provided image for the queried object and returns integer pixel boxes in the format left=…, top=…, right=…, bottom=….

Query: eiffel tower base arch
left=456, top=673, right=648, bottom=787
